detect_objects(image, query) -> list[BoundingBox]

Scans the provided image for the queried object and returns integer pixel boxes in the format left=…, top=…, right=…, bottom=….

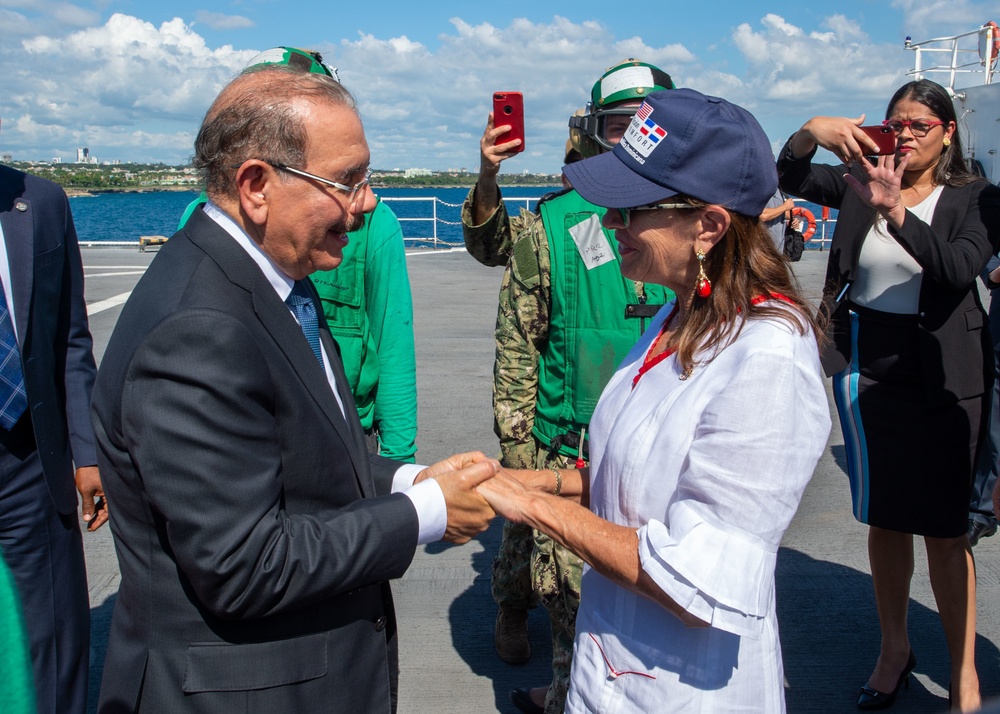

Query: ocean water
left=69, top=190, right=201, bottom=244
left=67, top=186, right=559, bottom=247
left=68, top=186, right=836, bottom=248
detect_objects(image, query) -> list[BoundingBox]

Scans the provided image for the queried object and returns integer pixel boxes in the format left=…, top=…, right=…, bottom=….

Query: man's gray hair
left=193, top=68, right=357, bottom=200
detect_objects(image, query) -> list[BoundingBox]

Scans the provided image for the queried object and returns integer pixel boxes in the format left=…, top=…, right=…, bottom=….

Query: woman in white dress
left=477, top=88, right=832, bottom=712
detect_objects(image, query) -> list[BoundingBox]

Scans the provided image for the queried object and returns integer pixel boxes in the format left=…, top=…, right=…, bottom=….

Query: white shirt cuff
left=393, top=464, right=448, bottom=545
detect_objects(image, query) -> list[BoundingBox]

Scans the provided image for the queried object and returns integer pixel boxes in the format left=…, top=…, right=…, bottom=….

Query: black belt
left=548, top=431, right=589, bottom=461
left=0, top=409, right=35, bottom=458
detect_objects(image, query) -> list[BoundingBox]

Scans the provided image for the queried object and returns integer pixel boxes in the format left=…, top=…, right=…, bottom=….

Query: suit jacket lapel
left=0, top=193, right=34, bottom=341
left=317, top=317, right=377, bottom=498
left=184, top=210, right=373, bottom=496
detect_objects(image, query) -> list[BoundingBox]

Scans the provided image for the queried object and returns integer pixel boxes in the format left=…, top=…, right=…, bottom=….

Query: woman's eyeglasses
left=617, top=203, right=697, bottom=228
left=881, top=119, right=946, bottom=137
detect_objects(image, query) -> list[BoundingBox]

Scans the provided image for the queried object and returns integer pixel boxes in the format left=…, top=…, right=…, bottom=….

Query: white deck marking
left=87, top=292, right=132, bottom=315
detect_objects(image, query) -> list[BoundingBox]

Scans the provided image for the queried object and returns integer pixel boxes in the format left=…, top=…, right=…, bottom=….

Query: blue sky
left=0, top=0, right=996, bottom=172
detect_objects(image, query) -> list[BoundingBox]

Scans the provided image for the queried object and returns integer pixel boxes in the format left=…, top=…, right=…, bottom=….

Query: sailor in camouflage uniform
left=462, top=60, right=675, bottom=714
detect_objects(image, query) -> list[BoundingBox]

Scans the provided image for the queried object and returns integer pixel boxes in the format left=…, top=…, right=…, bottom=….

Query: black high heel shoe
left=857, top=651, right=917, bottom=710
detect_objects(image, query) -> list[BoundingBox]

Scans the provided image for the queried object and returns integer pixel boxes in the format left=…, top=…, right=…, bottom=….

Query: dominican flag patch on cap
left=639, top=118, right=666, bottom=143
left=622, top=101, right=667, bottom=163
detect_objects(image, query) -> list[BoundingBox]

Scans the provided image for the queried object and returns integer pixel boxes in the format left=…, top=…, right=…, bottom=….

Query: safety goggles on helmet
left=568, top=59, right=674, bottom=158
left=569, top=106, right=643, bottom=152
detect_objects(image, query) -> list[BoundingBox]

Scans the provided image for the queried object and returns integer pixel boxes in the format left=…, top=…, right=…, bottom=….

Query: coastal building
left=76, top=147, right=98, bottom=164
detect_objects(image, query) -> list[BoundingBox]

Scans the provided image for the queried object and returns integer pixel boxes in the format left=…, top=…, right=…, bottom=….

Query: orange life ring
left=981, top=21, right=1000, bottom=61
left=791, top=206, right=816, bottom=241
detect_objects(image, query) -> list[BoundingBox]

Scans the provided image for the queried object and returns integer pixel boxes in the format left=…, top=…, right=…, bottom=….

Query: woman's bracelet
left=550, top=468, right=562, bottom=497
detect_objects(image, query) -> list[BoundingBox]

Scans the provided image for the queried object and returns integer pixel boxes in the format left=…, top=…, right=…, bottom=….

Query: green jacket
left=532, top=190, right=671, bottom=455
left=462, top=186, right=672, bottom=466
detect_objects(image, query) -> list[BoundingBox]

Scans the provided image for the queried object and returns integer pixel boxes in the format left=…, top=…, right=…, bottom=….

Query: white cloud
left=49, top=2, right=99, bottom=27
left=1, top=13, right=255, bottom=162
left=0, top=8, right=32, bottom=34
left=705, top=12, right=910, bottom=150
left=890, top=0, right=995, bottom=38
left=0, top=8, right=993, bottom=169
left=321, top=16, right=699, bottom=171
left=194, top=10, right=254, bottom=31
left=823, top=14, right=866, bottom=42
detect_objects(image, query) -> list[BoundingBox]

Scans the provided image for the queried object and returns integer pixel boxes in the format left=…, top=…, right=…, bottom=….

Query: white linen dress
left=565, top=300, right=831, bottom=713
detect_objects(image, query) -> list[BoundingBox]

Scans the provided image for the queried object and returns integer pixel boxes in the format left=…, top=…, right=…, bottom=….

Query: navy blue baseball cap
left=563, top=88, right=778, bottom=216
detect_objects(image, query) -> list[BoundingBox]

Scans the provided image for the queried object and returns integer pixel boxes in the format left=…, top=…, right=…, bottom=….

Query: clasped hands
left=414, top=453, right=559, bottom=544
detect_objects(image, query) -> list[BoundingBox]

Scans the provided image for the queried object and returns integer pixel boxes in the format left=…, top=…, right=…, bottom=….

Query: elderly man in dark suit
left=0, top=164, right=107, bottom=713
left=91, top=68, right=497, bottom=713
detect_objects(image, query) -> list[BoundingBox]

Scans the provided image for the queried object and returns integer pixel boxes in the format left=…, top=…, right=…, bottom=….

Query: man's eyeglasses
left=617, top=203, right=697, bottom=228
left=266, top=162, right=372, bottom=203
left=881, top=119, right=946, bottom=137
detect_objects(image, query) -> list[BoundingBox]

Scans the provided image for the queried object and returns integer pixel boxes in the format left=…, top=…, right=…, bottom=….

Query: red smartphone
left=493, top=92, right=525, bottom=153
left=859, top=125, right=897, bottom=156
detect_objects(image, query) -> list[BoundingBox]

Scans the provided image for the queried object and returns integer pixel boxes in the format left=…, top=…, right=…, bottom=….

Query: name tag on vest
left=569, top=214, right=615, bottom=270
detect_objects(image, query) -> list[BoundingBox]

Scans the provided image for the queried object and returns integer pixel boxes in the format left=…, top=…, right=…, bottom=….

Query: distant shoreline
left=63, top=182, right=555, bottom=197
left=64, top=186, right=198, bottom=197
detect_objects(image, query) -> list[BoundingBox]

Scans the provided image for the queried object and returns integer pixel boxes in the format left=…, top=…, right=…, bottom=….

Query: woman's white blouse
left=566, top=300, right=831, bottom=714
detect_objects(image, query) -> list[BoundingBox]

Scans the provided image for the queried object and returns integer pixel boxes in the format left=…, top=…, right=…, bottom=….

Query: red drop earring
left=696, top=250, right=712, bottom=298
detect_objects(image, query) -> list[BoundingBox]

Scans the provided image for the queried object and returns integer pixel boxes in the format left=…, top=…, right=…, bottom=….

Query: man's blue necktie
left=286, top=280, right=324, bottom=367
left=0, top=281, right=27, bottom=429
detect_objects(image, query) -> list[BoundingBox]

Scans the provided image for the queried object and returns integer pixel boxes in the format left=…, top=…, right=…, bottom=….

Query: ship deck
left=80, top=246, right=999, bottom=713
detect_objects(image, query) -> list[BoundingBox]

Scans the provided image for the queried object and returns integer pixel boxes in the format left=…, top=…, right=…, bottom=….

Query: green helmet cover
left=244, top=47, right=337, bottom=79
left=590, top=58, right=674, bottom=107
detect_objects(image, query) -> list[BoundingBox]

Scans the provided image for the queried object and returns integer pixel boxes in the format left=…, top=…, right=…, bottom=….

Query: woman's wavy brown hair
left=670, top=197, right=825, bottom=374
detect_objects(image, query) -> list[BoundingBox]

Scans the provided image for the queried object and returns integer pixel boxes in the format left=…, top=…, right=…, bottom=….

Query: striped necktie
left=0, top=281, right=27, bottom=430
left=286, top=280, right=324, bottom=367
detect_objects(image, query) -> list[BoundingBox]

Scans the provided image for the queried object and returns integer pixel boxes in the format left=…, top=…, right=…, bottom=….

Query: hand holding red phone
left=857, top=125, right=897, bottom=156
left=492, top=92, right=524, bottom=154
left=480, top=115, right=523, bottom=176
left=472, top=93, right=526, bottom=226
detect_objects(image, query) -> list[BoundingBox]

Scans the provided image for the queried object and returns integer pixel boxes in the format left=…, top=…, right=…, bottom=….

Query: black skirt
left=832, top=303, right=982, bottom=538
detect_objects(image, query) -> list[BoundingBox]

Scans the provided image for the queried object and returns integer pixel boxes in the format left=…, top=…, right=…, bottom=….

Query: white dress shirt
left=849, top=184, right=944, bottom=313
left=202, top=202, right=446, bottom=544
left=0, top=221, right=17, bottom=340
left=566, top=300, right=831, bottom=713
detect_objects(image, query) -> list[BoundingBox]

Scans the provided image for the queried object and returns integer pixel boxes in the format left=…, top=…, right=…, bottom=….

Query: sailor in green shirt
left=311, top=198, right=417, bottom=462
left=179, top=47, right=417, bottom=462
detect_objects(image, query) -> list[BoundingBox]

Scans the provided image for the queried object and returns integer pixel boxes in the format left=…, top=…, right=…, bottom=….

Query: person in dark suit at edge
left=0, top=162, right=107, bottom=713
left=91, top=67, right=498, bottom=713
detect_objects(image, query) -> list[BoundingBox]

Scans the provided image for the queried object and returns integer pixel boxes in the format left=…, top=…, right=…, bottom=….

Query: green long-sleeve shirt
left=312, top=200, right=418, bottom=462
